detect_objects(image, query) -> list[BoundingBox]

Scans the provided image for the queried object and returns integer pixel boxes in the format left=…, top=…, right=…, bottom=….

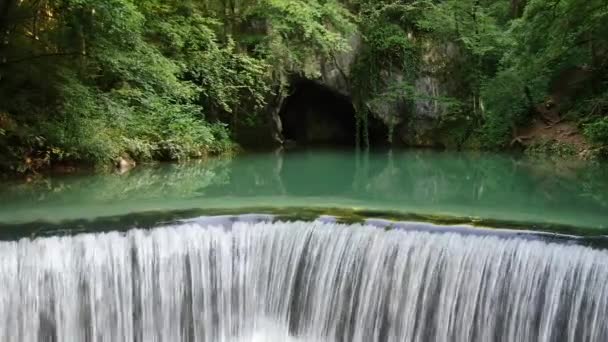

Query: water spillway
left=0, top=220, right=607, bottom=342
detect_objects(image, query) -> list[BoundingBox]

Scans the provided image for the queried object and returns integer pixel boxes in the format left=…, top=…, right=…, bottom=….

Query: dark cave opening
left=279, top=79, right=389, bottom=146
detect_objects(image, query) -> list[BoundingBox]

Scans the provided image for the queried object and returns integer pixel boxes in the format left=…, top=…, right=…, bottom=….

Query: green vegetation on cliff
left=352, top=0, right=608, bottom=153
left=0, top=0, right=352, bottom=173
left=1, top=0, right=607, bottom=173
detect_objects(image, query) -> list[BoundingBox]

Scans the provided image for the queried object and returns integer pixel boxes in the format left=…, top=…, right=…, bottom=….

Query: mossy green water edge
left=1, top=207, right=605, bottom=250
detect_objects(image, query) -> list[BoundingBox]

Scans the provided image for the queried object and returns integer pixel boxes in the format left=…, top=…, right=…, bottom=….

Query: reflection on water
left=0, top=149, right=607, bottom=229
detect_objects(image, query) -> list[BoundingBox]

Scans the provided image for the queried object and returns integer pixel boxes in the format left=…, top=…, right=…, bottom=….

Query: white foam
left=0, top=221, right=607, bottom=341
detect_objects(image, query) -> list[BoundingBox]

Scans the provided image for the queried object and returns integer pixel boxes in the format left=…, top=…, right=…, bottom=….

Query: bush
left=525, top=139, right=577, bottom=158
left=584, top=118, right=608, bottom=146
left=480, top=68, right=545, bottom=149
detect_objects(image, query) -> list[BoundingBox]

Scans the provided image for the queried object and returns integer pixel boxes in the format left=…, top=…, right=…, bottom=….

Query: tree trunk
left=0, top=0, right=15, bottom=35
left=0, top=0, right=15, bottom=69
left=510, top=0, right=527, bottom=18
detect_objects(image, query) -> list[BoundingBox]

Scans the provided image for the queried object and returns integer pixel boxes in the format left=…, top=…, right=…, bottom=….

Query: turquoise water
left=0, top=149, right=607, bottom=231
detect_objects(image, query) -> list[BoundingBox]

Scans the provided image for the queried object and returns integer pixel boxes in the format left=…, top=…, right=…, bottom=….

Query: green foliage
left=525, top=139, right=578, bottom=158
left=582, top=90, right=608, bottom=149
left=350, top=0, right=422, bottom=146
left=479, top=0, right=608, bottom=150
left=357, top=0, right=608, bottom=154
left=480, top=69, right=530, bottom=148
left=0, top=0, right=228, bottom=171
left=585, top=118, right=608, bottom=146
left=351, top=0, right=513, bottom=148
left=1, top=0, right=607, bottom=169
left=0, top=0, right=353, bottom=173
left=252, top=0, right=354, bottom=78
left=350, top=0, right=607, bottom=156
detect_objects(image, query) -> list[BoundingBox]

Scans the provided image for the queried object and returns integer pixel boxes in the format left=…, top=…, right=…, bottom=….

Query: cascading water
left=0, top=220, right=607, bottom=342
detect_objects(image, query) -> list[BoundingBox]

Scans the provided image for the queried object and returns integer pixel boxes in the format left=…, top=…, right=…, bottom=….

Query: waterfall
left=0, top=221, right=607, bottom=342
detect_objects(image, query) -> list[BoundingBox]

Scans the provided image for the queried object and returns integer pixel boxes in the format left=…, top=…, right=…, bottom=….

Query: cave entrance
left=280, top=79, right=357, bottom=146
left=279, top=79, right=390, bottom=147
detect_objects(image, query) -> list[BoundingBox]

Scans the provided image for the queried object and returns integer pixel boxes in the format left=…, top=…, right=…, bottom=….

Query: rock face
left=406, top=75, right=446, bottom=146
left=322, top=34, right=457, bottom=148
left=319, top=33, right=362, bottom=96
left=366, top=70, right=408, bottom=136
left=246, top=32, right=363, bottom=147
left=245, top=31, right=459, bottom=148
left=235, top=33, right=363, bottom=148
left=116, top=156, right=136, bottom=174
left=383, top=41, right=458, bottom=147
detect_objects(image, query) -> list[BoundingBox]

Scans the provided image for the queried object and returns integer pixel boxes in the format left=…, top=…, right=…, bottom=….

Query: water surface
left=1, top=149, right=607, bottom=231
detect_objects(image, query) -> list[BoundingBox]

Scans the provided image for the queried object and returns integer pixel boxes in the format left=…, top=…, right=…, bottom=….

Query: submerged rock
left=116, top=156, right=136, bottom=173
